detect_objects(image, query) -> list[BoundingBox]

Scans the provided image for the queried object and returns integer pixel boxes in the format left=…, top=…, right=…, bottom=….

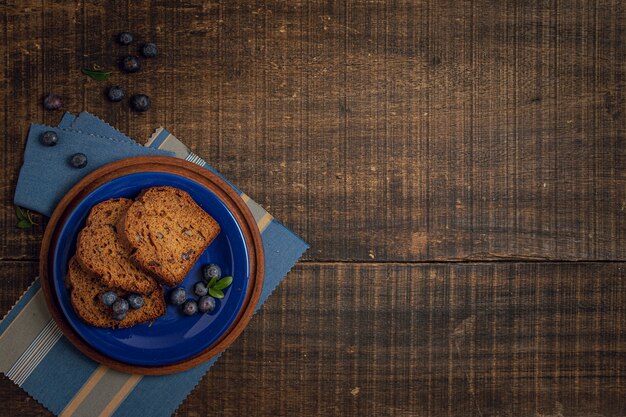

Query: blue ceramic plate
left=52, top=172, right=250, bottom=366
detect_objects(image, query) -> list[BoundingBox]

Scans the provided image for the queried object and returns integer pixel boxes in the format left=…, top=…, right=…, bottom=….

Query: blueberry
left=131, top=94, right=151, bottom=112
left=69, top=153, right=88, bottom=168
left=203, top=264, right=221, bottom=282
left=118, top=32, right=134, bottom=45
left=193, top=281, right=208, bottom=297
left=198, top=296, right=216, bottom=313
left=40, top=131, right=58, bottom=146
left=43, top=94, right=62, bottom=110
left=182, top=299, right=198, bottom=316
left=127, top=294, right=144, bottom=309
left=141, top=42, right=158, bottom=58
left=113, top=311, right=127, bottom=321
left=169, top=287, right=186, bottom=306
left=112, top=298, right=129, bottom=315
left=107, top=85, right=125, bottom=102
left=100, top=291, right=117, bottom=306
left=121, top=55, right=141, bottom=73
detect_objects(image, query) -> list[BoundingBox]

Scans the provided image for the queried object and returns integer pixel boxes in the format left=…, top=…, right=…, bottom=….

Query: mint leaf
left=213, top=276, right=232, bottom=291
left=81, top=68, right=112, bottom=81
left=17, top=219, right=32, bottom=229
left=206, top=276, right=217, bottom=288
left=208, top=288, right=224, bottom=299
left=25, top=210, right=37, bottom=225
left=15, top=206, right=27, bottom=221
left=15, top=206, right=37, bottom=228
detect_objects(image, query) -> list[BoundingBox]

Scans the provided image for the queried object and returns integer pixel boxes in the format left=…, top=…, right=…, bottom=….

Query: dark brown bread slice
left=119, top=186, right=221, bottom=286
left=66, top=257, right=166, bottom=329
left=76, top=198, right=158, bottom=294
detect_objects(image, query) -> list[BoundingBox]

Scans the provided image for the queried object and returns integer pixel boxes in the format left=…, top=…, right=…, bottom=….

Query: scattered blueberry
left=107, top=85, right=125, bottom=102
left=40, top=131, right=58, bottom=146
left=118, top=32, right=134, bottom=45
left=113, top=311, right=127, bottom=321
left=131, top=94, right=151, bottom=112
left=127, top=294, right=144, bottom=309
left=169, top=287, right=186, bottom=306
left=198, top=295, right=216, bottom=313
left=69, top=153, right=88, bottom=169
left=121, top=55, right=141, bottom=73
left=182, top=299, right=198, bottom=316
left=193, top=281, right=208, bottom=297
left=100, top=291, right=117, bottom=306
left=141, top=42, right=158, bottom=58
left=43, top=94, right=62, bottom=110
left=112, top=298, right=129, bottom=315
left=203, top=264, right=221, bottom=282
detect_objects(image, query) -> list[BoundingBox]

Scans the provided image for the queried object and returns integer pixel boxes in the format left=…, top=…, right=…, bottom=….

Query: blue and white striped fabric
left=1, top=112, right=308, bottom=417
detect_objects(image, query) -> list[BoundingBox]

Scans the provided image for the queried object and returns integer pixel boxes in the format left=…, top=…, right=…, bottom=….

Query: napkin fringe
left=146, top=127, right=165, bottom=147
left=30, top=124, right=150, bottom=150
left=169, top=360, right=219, bottom=416
left=0, top=278, right=39, bottom=323
left=15, top=383, right=58, bottom=416
left=257, top=243, right=308, bottom=312
left=75, top=111, right=135, bottom=143
left=0, top=279, right=60, bottom=416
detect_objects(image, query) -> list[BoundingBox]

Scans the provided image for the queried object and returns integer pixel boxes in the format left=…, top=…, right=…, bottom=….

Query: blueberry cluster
left=117, top=33, right=158, bottom=58
left=106, top=32, right=158, bottom=112
left=100, top=291, right=144, bottom=321
left=42, top=33, right=159, bottom=113
left=168, top=263, right=227, bottom=316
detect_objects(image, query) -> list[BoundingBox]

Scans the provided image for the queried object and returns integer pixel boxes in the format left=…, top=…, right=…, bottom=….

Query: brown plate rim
left=39, top=156, right=264, bottom=375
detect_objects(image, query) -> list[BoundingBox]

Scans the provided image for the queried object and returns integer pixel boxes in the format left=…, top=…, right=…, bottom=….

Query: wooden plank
left=1, top=261, right=624, bottom=416
left=155, top=0, right=625, bottom=262
left=183, top=262, right=626, bottom=416
left=1, top=0, right=625, bottom=262
left=1, top=1, right=48, bottom=260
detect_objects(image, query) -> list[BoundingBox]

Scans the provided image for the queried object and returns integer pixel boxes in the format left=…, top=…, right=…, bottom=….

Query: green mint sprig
left=206, top=276, right=233, bottom=299
left=15, top=206, right=37, bottom=229
left=81, top=68, right=112, bottom=81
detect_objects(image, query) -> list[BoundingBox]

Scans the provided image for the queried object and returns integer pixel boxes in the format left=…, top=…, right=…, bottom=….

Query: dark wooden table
left=1, top=1, right=625, bottom=416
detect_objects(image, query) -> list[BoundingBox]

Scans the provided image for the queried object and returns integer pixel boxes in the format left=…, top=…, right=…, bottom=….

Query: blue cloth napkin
left=14, top=123, right=174, bottom=215
left=2, top=112, right=308, bottom=417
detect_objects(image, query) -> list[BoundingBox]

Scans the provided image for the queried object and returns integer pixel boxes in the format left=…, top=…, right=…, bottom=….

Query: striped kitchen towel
left=1, top=112, right=308, bottom=417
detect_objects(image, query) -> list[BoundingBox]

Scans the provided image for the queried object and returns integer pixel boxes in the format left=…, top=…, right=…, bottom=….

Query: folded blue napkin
left=2, top=112, right=308, bottom=417
left=14, top=123, right=173, bottom=215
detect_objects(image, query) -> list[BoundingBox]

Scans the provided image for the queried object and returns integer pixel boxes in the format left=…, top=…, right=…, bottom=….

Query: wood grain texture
left=2, top=262, right=625, bottom=416
left=1, top=0, right=626, bottom=416
left=1, top=0, right=625, bottom=261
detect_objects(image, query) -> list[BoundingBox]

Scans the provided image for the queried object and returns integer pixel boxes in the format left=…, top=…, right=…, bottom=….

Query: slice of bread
left=66, top=257, right=166, bottom=329
left=119, top=186, right=221, bottom=286
left=76, top=198, right=159, bottom=294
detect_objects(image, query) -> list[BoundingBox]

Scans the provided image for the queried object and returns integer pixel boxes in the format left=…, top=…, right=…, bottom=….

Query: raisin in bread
left=119, top=186, right=220, bottom=286
left=66, top=257, right=166, bottom=329
left=76, top=198, right=158, bottom=294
